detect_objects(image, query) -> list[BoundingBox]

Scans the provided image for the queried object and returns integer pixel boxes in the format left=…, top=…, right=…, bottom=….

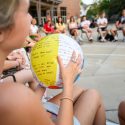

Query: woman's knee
left=118, top=101, right=125, bottom=117
left=86, top=89, right=102, bottom=105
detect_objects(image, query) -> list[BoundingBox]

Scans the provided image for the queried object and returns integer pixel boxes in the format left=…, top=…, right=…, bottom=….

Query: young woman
left=43, top=20, right=55, bottom=34
left=80, top=16, right=93, bottom=42
left=68, top=16, right=83, bottom=44
left=56, top=16, right=66, bottom=33
left=110, top=9, right=125, bottom=42
left=68, top=16, right=79, bottom=38
left=97, top=12, right=108, bottom=42
left=30, top=18, right=41, bottom=41
left=0, top=0, right=106, bottom=125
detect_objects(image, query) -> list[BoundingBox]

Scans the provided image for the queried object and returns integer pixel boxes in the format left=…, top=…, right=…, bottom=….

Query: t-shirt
left=43, top=23, right=54, bottom=33
left=56, top=23, right=66, bottom=31
left=80, top=20, right=91, bottom=28
left=97, top=18, right=108, bottom=28
left=68, top=22, right=78, bottom=29
left=118, top=16, right=125, bottom=24
left=30, top=24, right=38, bottom=34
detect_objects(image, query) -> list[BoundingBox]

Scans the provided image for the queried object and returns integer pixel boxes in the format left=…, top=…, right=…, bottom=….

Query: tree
left=87, top=0, right=125, bottom=21
left=87, top=2, right=99, bottom=18
left=108, top=0, right=125, bottom=18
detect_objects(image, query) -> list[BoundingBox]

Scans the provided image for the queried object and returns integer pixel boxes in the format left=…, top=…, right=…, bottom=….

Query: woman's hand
left=58, top=52, right=81, bottom=87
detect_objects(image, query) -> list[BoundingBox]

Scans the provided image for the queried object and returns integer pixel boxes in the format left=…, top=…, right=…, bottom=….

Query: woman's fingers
left=70, top=52, right=81, bottom=67
left=57, top=56, right=64, bottom=71
left=76, top=54, right=81, bottom=66
left=71, top=51, right=76, bottom=60
left=57, top=51, right=82, bottom=84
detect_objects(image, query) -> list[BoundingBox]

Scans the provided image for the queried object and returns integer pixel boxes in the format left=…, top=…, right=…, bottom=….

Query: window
left=60, top=7, right=67, bottom=16
left=53, top=7, right=57, bottom=16
left=60, top=7, right=67, bottom=23
left=50, top=7, right=57, bottom=17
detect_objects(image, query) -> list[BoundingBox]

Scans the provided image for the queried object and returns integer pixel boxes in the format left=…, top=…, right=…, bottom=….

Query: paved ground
left=79, top=41, right=125, bottom=124
left=45, top=29, right=125, bottom=124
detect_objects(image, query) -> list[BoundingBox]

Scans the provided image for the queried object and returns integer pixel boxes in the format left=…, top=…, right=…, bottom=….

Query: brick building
left=30, top=0, right=80, bottom=25
left=57, top=0, right=80, bottom=19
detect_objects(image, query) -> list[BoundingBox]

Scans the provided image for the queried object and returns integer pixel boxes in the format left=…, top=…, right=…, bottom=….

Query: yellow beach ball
left=30, top=34, right=84, bottom=89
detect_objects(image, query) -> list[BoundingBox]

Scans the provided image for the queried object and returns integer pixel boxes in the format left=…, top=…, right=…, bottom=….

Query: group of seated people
left=42, top=9, right=125, bottom=43
left=24, top=9, right=125, bottom=46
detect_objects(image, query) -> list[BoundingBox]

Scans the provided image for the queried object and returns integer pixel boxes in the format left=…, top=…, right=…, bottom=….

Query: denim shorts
left=43, top=102, right=80, bottom=125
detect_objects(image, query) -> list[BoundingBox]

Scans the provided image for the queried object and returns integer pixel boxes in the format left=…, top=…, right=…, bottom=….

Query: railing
left=30, top=0, right=62, bottom=4
left=41, top=16, right=67, bottom=26
left=47, top=0, right=62, bottom=4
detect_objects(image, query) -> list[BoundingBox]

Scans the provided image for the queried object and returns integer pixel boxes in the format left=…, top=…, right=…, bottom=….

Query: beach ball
left=30, top=34, right=84, bottom=89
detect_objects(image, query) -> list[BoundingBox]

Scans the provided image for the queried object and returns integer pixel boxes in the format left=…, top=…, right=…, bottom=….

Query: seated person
left=43, top=19, right=55, bottom=34
left=6, top=49, right=26, bottom=70
left=97, top=12, right=108, bottom=42
left=55, top=16, right=66, bottom=33
left=2, top=49, right=37, bottom=92
left=68, top=16, right=83, bottom=44
left=118, top=101, right=125, bottom=125
left=80, top=15, right=93, bottom=42
left=30, top=18, right=41, bottom=41
left=110, top=9, right=125, bottom=42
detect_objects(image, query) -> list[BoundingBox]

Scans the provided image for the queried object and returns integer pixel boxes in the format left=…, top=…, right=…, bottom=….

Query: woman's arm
left=56, top=53, right=81, bottom=125
left=57, top=81, right=74, bottom=125
left=3, top=60, right=19, bottom=71
left=42, top=27, right=49, bottom=34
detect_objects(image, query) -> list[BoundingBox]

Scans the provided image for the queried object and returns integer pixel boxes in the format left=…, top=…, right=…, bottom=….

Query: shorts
left=69, top=28, right=78, bottom=36
left=117, top=26, right=125, bottom=30
left=43, top=102, right=80, bottom=125
left=97, top=27, right=107, bottom=32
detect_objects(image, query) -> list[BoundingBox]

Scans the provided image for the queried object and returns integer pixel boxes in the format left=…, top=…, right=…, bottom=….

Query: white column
left=36, top=0, right=42, bottom=25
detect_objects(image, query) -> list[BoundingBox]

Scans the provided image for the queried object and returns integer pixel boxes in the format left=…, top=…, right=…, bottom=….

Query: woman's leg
left=98, top=28, right=104, bottom=39
left=88, top=29, right=93, bottom=38
left=110, top=29, right=118, bottom=41
left=73, top=89, right=106, bottom=125
left=110, top=29, right=117, bottom=37
left=122, top=28, right=125, bottom=42
left=48, top=85, right=85, bottom=105
left=82, top=29, right=90, bottom=40
left=48, top=85, right=106, bottom=125
left=118, top=101, right=125, bottom=125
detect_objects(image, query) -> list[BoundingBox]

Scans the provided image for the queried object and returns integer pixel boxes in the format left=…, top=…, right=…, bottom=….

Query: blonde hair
left=0, top=0, right=20, bottom=29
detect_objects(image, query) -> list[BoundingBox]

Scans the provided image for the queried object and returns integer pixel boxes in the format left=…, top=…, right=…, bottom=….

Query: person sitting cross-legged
left=68, top=16, right=83, bottom=44
left=97, top=12, right=108, bottom=42
left=43, top=19, right=55, bottom=35
left=110, top=9, right=125, bottom=42
left=55, top=16, right=66, bottom=34
left=30, top=18, right=41, bottom=41
left=80, top=15, right=93, bottom=42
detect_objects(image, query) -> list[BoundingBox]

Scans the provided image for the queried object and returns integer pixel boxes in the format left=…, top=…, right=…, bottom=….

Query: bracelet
left=60, top=97, right=73, bottom=102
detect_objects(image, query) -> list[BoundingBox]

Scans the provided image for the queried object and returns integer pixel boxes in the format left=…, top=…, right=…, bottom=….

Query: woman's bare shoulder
left=0, top=83, right=54, bottom=125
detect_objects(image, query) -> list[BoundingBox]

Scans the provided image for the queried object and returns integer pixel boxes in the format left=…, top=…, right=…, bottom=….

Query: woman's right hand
left=58, top=52, right=81, bottom=88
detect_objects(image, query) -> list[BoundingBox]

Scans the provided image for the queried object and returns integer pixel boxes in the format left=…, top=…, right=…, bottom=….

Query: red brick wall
left=57, top=0, right=80, bottom=18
